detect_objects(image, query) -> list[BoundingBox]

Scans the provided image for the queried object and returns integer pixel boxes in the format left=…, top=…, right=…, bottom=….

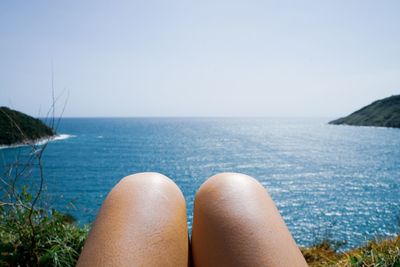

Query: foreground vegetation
left=302, top=236, right=400, bottom=267
left=0, top=193, right=88, bottom=266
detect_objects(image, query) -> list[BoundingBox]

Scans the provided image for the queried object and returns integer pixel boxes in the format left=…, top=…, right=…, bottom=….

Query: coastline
left=0, top=134, right=75, bottom=150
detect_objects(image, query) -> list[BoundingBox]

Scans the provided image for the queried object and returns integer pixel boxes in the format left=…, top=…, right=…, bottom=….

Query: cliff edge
left=0, top=107, right=55, bottom=145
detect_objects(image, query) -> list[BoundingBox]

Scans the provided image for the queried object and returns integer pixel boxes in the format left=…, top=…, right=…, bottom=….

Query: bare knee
left=112, top=172, right=184, bottom=198
left=105, top=172, right=185, bottom=209
left=96, top=172, right=187, bottom=236
left=78, top=172, right=188, bottom=267
left=191, top=173, right=307, bottom=267
left=194, top=172, right=270, bottom=221
left=197, top=172, right=265, bottom=196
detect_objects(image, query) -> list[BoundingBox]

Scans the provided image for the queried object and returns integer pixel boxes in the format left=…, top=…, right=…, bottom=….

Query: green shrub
left=301, top=235, right=400, bottom=267
left=0, top=188, right=88, bottom=267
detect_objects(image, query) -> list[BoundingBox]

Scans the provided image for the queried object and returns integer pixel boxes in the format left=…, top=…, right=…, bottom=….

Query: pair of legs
left=77, top=172, right=307, bottom=267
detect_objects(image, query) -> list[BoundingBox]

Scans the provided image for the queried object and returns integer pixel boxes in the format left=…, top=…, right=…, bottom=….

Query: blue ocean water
left=1, top=118, right=399, bottom=249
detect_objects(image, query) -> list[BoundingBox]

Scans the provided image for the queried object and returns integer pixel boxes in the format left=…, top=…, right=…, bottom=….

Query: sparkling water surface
left=1, top=118, right=399, bottom=249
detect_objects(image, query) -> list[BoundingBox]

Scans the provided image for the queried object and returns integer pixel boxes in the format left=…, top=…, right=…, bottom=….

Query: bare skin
left=191, top=173, right=307, bottom=267
left=77, top=173, right=189, bottom=267
left=77, top=172, right=307, bottom=267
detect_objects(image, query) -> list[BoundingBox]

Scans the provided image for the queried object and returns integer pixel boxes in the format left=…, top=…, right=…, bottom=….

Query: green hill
left=329, top=95, right=400, bottom=128
left=0, top=107, right=55, bottom=145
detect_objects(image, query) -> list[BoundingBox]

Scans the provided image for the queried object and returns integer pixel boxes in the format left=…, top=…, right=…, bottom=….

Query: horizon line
left=39, top=115, right=337, bottom=119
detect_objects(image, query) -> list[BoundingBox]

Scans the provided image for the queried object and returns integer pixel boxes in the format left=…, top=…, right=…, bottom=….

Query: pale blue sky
left=1, top=0, right=399, bottom=117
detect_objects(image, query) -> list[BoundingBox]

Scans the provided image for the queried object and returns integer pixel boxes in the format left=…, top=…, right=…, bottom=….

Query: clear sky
left=1, top=0, right=399, bottom=117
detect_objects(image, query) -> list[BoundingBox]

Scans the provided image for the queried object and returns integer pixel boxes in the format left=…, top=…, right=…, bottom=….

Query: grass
left=301, top=235, right=400, bottom=267
left=0, top=188, right=88, bottom=267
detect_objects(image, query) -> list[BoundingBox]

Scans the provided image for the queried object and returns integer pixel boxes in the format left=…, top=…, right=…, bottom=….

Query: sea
left=1, top=117, right=399, bottom=249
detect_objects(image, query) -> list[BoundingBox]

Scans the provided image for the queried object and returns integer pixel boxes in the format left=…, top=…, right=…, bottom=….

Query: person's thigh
left=77, top=172, right=189, bottom=267
left=191, top=172, right=307, bottom=267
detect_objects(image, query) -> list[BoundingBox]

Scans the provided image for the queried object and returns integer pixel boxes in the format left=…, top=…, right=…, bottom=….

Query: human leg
left=191, top=172, right=307, bottom=267
left=77, top=172, right=189, bottom=267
